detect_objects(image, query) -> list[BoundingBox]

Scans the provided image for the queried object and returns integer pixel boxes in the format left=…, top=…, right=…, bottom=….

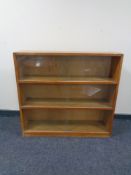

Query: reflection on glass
left=17, top=56, right=113, bottom=79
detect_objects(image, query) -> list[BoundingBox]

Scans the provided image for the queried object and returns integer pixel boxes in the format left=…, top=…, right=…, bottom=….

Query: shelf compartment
left=18, top=76, right=117, bottom=84
left=23, top=109, right=112, bottom=137
left=20, top=84, right=115, bottom=108
left=22, top=98, right=113, bottom=110
left=24, top=120, right=110, bottom=137
left=15, top=55, right=122, bottom=83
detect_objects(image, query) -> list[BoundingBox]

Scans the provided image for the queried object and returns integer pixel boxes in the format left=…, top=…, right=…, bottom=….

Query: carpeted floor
left=0, top=116, right=131, bottom=175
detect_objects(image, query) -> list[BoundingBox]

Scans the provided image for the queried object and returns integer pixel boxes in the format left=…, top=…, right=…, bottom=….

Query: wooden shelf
left=14, top=52, right=123, bottom=57
left=24, top=120, right=110, bottom=137
left=19, top=76, right=117, bottom=84
left=22, top=98, right=113, bottom=110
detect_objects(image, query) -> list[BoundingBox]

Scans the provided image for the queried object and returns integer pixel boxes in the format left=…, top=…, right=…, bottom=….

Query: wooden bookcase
left=13, top=52, right=123, bottom=137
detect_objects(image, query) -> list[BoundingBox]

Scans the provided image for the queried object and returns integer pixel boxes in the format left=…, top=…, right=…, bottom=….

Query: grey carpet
left=0, top=116, right=131, bottom=175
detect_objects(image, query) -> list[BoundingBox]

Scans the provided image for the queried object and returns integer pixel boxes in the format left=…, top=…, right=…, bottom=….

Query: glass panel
left=23, top=109, right=112, bottom=132
left=16, top=55, right=113, bottom=79
left=20, top=84, right=114, bottom=106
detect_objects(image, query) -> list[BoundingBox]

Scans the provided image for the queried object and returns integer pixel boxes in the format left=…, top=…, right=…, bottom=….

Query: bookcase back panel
left=20, top=84, right=114, bottom=104
left=23, top=109, right=110, bottom=121
left=16, top=56, right=112, bottom=78
left=22, top=109, right=112, bottom=132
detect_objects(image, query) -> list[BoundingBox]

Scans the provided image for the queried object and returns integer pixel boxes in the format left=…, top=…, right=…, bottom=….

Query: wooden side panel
left=108, top=55, right=123, bottom=132
left=13, top=54, right=28, bottom=133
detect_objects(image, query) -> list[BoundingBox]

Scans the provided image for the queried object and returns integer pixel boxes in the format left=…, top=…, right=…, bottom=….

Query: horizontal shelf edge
left=18, top=80, right=118, bottom=85
left=21, top=105, right=113, bottom=110
left=23, top=130, right=111, bottom=137
left=13, top=52, right=123, bottom=57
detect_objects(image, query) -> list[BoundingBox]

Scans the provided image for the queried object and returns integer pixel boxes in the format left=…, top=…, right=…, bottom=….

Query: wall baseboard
left=115, top=114, right=131, bottom=119
left=0, top=110, right=20, bottom=117
left=0, top=110, right=131, bottom=119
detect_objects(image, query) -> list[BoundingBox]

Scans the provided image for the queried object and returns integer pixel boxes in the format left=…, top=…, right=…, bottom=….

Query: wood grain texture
left=22, top=109, right=111, bottom=121
left=22, top=98, right=113, bottom=110
left=20, top=84, right=114, bottom=102
left=24, top=131, right=111, bottom=137
left=108, top=55, right=123, bottom=132
left=13, top=52, right=123, bottom=57
left=19, top=76, right=117, bottom=84
left=24, top=120, right=110, bottom=137
left=17, top=56, right=112, bottom=78
left=13, top=54, right=27, bottom=133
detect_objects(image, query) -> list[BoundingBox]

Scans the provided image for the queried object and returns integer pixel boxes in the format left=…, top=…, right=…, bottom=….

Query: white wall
left=0, top=0, right=131, bottom=114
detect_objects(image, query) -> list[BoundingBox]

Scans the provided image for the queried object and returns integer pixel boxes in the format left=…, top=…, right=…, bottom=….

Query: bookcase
left=13, top=52, right=123, bottom=137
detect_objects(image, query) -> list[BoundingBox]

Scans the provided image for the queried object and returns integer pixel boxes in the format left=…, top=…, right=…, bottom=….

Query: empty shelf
left=22, top=98, right=113, bottom=110
left=24, top=120, right=110, bottom=137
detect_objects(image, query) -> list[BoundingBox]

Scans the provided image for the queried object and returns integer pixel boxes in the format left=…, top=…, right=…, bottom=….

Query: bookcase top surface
left=13, top=52, right=123, bottom=57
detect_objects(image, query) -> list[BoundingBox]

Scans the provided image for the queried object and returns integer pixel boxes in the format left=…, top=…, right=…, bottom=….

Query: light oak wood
left=22, top=98, right=112, bottom=110
left=20, top=84, right=115, bottom=102
left=14, top=52, right=123, bottom=56
left=22, top=109, right=111, bottom=121
left=24, top=120, right=111, bottom=137
left=13, top=52, right=123, bottom=137
left=17, top=56, right=112, bottom=78
left=25, top=120, right=108, bottom=134
left=19, top=76, right=117, bottom=84
left=24, top=130, right=111, bottom=137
